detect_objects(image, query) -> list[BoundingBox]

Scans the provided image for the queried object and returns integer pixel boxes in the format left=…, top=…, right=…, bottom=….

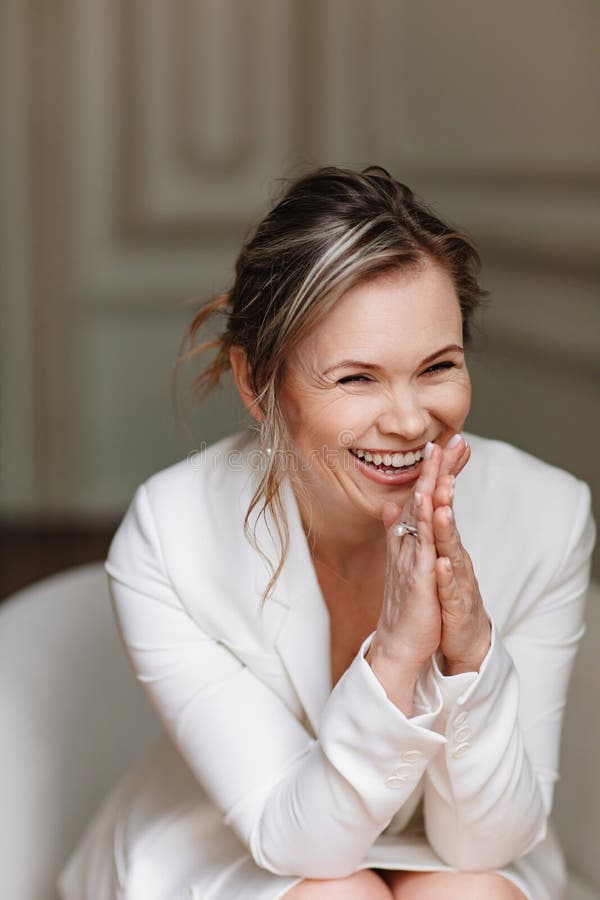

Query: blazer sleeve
left=105, top=481, right=448, bottom=879
left=420, top=478, right=596, bottom=871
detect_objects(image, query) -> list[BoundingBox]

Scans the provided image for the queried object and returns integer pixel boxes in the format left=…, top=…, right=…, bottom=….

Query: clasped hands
left=377, top=435, right=492, bottom=677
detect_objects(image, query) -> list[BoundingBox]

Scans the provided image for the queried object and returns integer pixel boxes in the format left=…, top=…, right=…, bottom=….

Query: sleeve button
left=451, top=742, right=471, bottom=758
left=402, top=750, right=424, bottom=762
left=454, top=725, right=471, bottom=743
left=384, top=772, right=411, bottom=788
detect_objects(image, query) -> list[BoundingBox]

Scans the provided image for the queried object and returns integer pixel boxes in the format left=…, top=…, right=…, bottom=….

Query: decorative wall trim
left=1, top=0, right=598, bottom=528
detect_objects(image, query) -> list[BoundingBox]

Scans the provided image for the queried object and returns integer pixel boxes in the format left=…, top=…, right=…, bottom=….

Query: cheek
left=293, top=404, right=370, bottom=468
left=452, top=382, right=472, bottom=421
left=321, top=396, right=376, bottom=444
left=279, top=383, right=325, bottom=444
left=283, top=399, right=343, bottom=449
left=434, top=378, right=471, bottom=422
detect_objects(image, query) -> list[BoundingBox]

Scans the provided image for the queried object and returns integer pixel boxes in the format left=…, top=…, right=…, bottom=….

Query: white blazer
left=58, top=429, right=596, bottom=900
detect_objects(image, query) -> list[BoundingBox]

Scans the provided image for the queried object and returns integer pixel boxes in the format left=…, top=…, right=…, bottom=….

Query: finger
left=432, top=474, right=455, bottom=510
left=433, top=505, right=466, bottom=573
left=438, top=433, right=465, bottom=478
left=435, top=556, right=463, bottom=613
left=385, top=500, right=418, bottom=576
left=414, top=440, right=443, bottom=497
left=451, top=441, right=471, bottom=478
left=399, top=441, right=441, bottom=524
left=414, top=490, right=436, bottom=577
left=384, top=499, right=419, bottom=551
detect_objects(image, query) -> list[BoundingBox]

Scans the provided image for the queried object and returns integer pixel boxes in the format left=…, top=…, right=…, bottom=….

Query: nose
left=376, top=386, right=430, bottom=443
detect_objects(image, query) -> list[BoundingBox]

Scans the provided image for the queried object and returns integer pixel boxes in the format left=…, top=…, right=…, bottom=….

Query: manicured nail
left=449, top=475, right=455, bottom=500
left=448, top=433, right=462, bottom=448
left=445, top=506, right=453, bottom=523
left=424, top=441, right=434, bottom=459
left=415, top=491, right=422, bottom=507
left=442, top=557, right=452, bottom=571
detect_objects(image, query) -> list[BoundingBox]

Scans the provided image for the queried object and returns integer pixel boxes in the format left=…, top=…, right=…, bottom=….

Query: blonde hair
left=174, top=165, right=487, bottom=602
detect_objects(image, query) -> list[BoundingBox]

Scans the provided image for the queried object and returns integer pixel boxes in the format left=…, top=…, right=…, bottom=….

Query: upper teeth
left=352, top=448, right=423, bottom=467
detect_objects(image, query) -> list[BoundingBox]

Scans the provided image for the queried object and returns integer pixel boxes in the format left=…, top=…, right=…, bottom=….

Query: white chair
left=0, top=563, right=598, bottom=899
left=553, top=578, right=600, bottom=899
left=0, top=562, right=162, bottom=900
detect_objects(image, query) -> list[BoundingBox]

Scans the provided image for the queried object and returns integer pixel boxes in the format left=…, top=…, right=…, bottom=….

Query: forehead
left=302, top=262, right=462, bottom=359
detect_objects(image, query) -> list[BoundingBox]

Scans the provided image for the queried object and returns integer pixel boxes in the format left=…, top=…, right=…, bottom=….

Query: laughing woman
left=58, top=167, right=595, bottom=900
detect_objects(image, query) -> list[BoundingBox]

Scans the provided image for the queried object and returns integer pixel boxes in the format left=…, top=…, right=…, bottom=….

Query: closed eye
left=338, top=374, right=373, bottom=384
left=423, top=361, right=456, bottom=376
left=338, top=362, right=456, bottom=384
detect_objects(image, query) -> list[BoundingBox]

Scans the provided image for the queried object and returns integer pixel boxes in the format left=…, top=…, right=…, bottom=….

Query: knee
left=285, top=868, right=393, bottom=899
left=468, top=874, right=526, bottom=899
left=385, top=870, right=526, bottom=900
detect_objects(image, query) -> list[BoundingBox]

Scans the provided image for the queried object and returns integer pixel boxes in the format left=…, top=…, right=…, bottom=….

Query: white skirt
left=57, top=735, right=565, bottom=900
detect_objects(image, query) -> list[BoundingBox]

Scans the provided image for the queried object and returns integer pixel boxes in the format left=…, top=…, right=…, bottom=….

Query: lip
left=349, top=449, right=423, bottom=486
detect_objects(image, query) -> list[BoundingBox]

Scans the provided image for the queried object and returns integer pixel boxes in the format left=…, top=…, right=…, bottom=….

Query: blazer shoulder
left=463, top=431, right=590, bottom=513
left=142, top=429, right=256, bottom=506
left=106, top=429, right=258, bottom=577
left=460, top=432, right=594, bottom=590
left=105, top=428, right=282, bottom=647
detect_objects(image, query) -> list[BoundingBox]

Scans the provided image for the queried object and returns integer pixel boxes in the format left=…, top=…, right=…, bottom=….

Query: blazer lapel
left=252, top=471, right=332, bottom=737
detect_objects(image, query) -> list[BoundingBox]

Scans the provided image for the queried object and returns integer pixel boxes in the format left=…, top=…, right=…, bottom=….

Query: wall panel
left=0, top=1, right=597, bottom=581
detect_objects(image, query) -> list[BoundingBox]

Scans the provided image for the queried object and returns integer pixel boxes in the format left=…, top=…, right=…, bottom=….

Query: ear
left=229, top=345, right=263, bottom=422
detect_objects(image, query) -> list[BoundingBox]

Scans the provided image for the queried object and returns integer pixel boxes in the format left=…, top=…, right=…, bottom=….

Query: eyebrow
left=323, top=344, right=464, bottom=376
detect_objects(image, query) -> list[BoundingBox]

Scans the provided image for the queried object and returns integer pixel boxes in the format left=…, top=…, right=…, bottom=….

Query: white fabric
left=552, top=567, right=600, bottom=891
left=57, top=429, right=596, bottom=899
left=0, top=563, right=161, bottom=900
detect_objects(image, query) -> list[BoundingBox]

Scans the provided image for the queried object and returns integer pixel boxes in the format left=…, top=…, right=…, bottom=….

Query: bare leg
left=380, top=869, right=527, bottom=899
left=283, top=868, right=394, bottom=898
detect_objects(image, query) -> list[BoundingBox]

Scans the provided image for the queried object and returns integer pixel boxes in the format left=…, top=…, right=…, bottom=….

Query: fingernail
left=448, top=433, right=462, bottom=448
left=424, top=441, right=434, bottom=459
left=443, top=557, right=452, bottom=571
left=449, top=475, right=455, bottom=500
left=415, top=491, right=422, bottom=507
left=445, top=507, right=453, bottom=523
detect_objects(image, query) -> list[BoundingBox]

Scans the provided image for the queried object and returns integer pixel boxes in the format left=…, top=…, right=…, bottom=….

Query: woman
left=58, top=166, right=595, bottom=899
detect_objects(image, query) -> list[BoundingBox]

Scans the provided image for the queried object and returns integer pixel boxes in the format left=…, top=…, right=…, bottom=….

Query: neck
left=293, top=482, right=386, bottom=576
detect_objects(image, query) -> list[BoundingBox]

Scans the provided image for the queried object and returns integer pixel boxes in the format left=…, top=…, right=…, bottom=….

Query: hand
left=375, top=483, right=440, bottom=669
left=365, top=436, right=479, bottom=713
left=371, top=436, right=469, bottom=669
left=431, top=436, right=492, bottom=674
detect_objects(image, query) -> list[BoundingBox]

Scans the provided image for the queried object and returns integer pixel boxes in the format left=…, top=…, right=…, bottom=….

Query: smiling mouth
left=349, top=446, right=425, bottom=472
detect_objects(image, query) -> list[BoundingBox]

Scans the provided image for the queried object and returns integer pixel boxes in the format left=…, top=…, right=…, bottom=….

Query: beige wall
left=1, top=1, right=598, bottom=569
